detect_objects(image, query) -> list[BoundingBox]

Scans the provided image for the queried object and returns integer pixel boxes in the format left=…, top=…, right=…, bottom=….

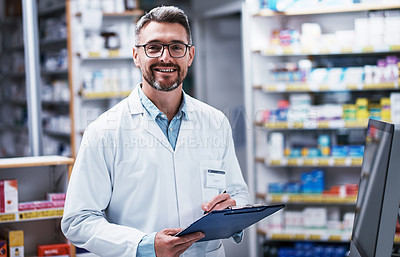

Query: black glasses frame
left=135, top=42, right=192, bottom=58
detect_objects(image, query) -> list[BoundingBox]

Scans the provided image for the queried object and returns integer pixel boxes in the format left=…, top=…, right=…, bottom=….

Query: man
left=61, top=6, right=249, bottom=257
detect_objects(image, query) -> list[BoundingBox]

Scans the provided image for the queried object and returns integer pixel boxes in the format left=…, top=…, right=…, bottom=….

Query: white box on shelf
left=0, top=179, right=18, bottom=213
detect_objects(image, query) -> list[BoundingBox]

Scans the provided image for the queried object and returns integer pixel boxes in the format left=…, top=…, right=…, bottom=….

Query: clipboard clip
left=228, top=203, right=266, bottom=210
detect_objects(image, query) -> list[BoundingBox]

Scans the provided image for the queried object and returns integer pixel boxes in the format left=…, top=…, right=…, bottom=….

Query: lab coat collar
left=127, top=84, right=195, bottom=121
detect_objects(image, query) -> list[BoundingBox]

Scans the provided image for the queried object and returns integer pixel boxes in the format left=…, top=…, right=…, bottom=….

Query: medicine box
left=37, top=243, right=70, bottom=257
left=8, top=230, right=24, bottom=257
left=0, top=180, right=18, bottom=213
left=0, top=241, right=7, bottom=257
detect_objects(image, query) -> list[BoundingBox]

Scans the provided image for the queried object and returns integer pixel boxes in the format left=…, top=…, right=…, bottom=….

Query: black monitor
left=349, top=119, right=400, bottom=257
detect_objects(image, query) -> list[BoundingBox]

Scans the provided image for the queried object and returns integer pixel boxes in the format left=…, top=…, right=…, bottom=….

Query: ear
left=187, top=46, right=195, bottom=67
left=132, top=47, right=140, bottom=67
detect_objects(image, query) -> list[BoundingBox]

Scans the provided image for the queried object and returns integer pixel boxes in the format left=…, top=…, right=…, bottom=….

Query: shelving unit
left=0, top=155, right=74, bottom=256
left=38, top=1, right=72, bottom=157
left=67, top=1, right=143, bottom=156
left=242, top=1, right=400, bottom=256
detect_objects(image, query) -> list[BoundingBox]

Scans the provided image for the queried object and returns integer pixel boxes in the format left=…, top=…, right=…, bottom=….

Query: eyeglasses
left=135, top=42, right=192, bottom=58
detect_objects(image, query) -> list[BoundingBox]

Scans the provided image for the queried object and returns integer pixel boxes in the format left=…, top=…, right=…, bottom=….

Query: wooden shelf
left=0, top=155, right=74, bottom=169
left=255, top=2, right=400, bottom=16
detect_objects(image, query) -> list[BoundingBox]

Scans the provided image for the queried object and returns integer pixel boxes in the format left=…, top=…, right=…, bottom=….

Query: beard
left=143, top=63, right=186, bottom=92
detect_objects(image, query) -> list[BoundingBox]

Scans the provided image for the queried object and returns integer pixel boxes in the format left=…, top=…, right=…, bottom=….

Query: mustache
left=150, top=63, right=180, bottom=70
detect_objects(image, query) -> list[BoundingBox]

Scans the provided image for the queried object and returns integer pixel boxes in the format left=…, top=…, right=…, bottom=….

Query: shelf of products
left=39, top=1, right=72, bottom=157
left=0, top=155, right=74, bottom=256
left=0, top=11, right=30, bottom=157
left=257, top=1, right=400, bottom=16
left=256, top=156, right=363, bottom=167
left=0, top=208, right=64, bottom=223
left=68, top=1, right=143, bottom=156
left=243, top=1, right=400, bottom=256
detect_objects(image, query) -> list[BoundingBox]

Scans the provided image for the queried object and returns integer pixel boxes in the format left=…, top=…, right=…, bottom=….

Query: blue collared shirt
left=136, top=85, right=186, bottom=256
left=138, top=85, right=186, bottom=150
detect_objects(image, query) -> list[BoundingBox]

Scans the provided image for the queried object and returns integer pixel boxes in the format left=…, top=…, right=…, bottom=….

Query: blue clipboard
left=175, top=204, right=285, bottom=242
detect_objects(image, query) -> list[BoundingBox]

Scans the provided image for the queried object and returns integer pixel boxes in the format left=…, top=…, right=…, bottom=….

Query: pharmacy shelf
left=38, top=2, right=66, bottom=17
left=266, top=193, right=357, bottom=205
left=257, top=45, right=400, bottom=56
left=255, top=44, right=400, bottom=57
left=80, top=90, right=131, bottom=100
left=75, top=9, right=144, bottom=18
left=259, top=231, right=351, bottom=243
left=79, top=50, right=132, bottom=60
left=0, top=155, right=74, bottom=169
left=0, top=208, right=63, bottom=224
left=259, top=231, right=400, bottom=244
left=40, top=38, right=67, bottom=48
left=256, top=156, right=363, bottom=167
left=41, top=70, right=68, bottom=76
left=44, top=130, right=71, bottom=138
left=42, top=100, right=69, bottom=106
left=255, top=119, right=369, bottom=130
left=103, top=10, right=144, bottom=17
left=255, top=2, right=400, bottom=16
left=254, top=81, right=400, bottom=93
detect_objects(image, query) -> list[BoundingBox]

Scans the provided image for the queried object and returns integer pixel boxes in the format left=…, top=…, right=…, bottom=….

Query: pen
left=203, top=190, right=227, bottom=215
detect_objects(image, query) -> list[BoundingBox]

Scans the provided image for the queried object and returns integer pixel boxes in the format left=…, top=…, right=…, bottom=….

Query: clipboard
left=175, top=204, right=285, bottom=242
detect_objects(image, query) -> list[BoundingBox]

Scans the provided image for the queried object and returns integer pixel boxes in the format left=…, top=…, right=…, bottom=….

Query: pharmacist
left=61, top=6, right=249, bottom=257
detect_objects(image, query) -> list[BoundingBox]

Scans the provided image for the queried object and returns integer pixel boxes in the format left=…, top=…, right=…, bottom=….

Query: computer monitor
left=349, top=119, right=400, bottom=257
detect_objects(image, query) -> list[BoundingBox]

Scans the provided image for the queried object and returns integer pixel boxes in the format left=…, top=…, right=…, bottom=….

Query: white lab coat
left=61, top=85, right=250, bottom=257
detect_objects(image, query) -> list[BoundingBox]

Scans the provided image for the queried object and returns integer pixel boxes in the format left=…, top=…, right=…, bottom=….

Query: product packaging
left=37, top=243, right=70, bottom=257
left=7, top=230, right=24, bottom=257
left=0, top=241, right=6, bottom=257
left=0, top=179, right=18, bottom=213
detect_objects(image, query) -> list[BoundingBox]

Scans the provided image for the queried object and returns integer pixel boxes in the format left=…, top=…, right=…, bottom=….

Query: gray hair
left=134, top=6, right=192, bottom=46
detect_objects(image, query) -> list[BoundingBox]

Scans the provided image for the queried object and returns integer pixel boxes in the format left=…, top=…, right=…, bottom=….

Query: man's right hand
left=154, top=228, right=205, bottom=257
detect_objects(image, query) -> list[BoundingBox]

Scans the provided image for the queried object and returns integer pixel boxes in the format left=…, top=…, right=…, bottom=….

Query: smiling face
left=133, top=21, right=195, bottom=92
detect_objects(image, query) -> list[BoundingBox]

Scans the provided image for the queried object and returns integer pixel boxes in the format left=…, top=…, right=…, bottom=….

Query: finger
left=174, top=232, right=204, bottom=247
left=204, top=193, right=230, bottom=212
left=162, top=228, right=183, bottom=235
left=174, top=232, right=205, bottom=252
left=208, top=197, right=237, bottom=212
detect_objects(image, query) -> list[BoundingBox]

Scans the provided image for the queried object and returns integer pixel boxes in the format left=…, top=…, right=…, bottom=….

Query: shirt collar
left=137, top=84, right=189, bottom=121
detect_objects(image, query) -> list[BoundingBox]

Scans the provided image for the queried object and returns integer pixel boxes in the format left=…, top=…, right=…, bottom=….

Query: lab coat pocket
left=199, top=160, right=224, bottom=203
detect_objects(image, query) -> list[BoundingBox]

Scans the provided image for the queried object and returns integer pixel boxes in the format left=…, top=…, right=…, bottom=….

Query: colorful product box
left=0, top=180, right=18, bottom=213
left=18, top=202, right=36, bottom=212
left=37, top=243, right=70, bottom=257
left=0, top=241, right=7, bottom=257
left=8, top=230, right=24, bottom=257
left=46, top=193, right=66, bottom=202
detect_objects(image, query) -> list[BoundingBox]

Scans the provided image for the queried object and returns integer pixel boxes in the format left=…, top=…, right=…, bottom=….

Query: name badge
left=206, top=169, right=226, bottom=189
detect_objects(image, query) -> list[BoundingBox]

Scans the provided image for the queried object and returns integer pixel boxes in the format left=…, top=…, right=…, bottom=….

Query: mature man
left=61, top=6, right=249, bottom=257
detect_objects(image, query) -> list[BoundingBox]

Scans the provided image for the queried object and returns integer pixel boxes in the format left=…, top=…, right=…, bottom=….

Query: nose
left=159, top=45, right=173, bottom=62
